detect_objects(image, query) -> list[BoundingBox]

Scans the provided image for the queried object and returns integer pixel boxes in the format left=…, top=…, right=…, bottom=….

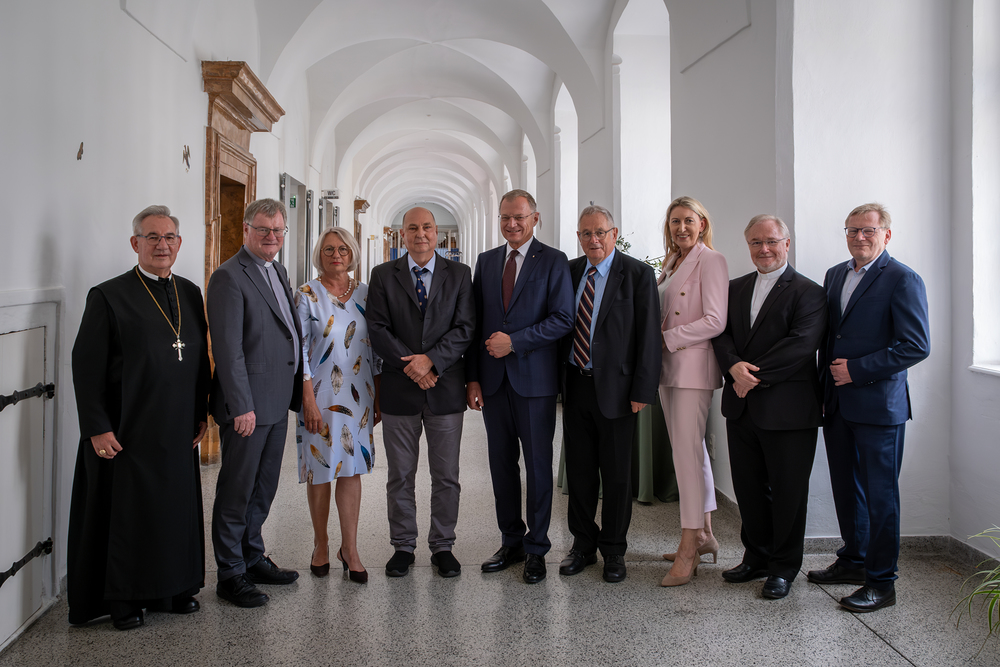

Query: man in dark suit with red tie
left=557, top=205, right=660, bottom=583
left=712, top=214, right=827, bottom=600
left=466, top=189, right=574, bottom=584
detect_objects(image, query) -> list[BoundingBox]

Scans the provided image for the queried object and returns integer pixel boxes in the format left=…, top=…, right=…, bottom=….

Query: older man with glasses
left=68, top=205, right=211, bottom=630
left=207, top=198, right=304, bottom=608
left=711, top=214, right=827, bottom=600
left=556, top=205, right=660, bottom=583
left=808, top=203, right=930, bottom=612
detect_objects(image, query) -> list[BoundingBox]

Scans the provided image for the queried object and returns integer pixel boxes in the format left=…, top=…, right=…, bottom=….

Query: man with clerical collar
left=68, top=205, right=211, bottom=630
left=207, top=198, right=304, bottom=608
left=557, top=205, right=660, bottom=583
left=712, top=214, right=827, bottom=600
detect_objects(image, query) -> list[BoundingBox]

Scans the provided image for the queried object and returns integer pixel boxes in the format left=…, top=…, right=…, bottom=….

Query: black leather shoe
left=603, top=555, right=627, bottom=583
left=246, top=555, right=299, bottom=585
left=523, top=553, right=546, bottom=584
left=807, top=562, right=866, bottom=585
left=481, top=545, right=526, bottom=573
left=170, top=596, right=200, bottom=614
left=431, top=551, right=462, bottom=578
left=385, top=550, right=415, bottom=577
left=722, top=562, right=768, bottom=583
left=558, top=549, right=597, bottom=576
left=147, top=595, right=199, bottom=614
left=762, top=576, right=792, bottom=599
left=112, top=609, right=144, bottom=631
left=217, top=574, right=268, bottom=608
left=840, top=585, right=896, bottom=612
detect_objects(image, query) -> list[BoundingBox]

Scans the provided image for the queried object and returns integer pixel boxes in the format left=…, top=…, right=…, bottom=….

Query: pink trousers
left=659, top=386, right=717, bottom=529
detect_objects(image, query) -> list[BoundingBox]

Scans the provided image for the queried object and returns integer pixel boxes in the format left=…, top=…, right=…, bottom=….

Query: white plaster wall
left=0, top=0, right=272, bottom=584
left=792, top=0, right=953, bottom=537
left=668, top=0, right=779, bottom=504
left=616, top=35, right=671, bottom=264
left=949, top=0, right=1000, bottom=555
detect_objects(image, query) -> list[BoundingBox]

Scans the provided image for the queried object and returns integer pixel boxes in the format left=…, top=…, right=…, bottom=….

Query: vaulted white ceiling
left=258, top=0, right=621, bottom=234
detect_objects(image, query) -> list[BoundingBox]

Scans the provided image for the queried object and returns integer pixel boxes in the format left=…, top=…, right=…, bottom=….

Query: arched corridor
left=2, top=1, right=1000, bottom=661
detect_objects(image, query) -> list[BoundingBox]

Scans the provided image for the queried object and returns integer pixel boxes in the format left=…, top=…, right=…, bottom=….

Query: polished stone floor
left=2, top=408, right=998, bottom=666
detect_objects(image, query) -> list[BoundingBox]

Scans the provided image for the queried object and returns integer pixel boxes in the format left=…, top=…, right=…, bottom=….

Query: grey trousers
left=213, top=415, right=288, bottom=581
left=381, top=407, right=463, bottom=553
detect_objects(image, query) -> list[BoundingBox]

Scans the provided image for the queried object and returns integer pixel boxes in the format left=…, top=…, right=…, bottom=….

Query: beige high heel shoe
left=662, top=536, right=719, bottom=564
left=660, top=559, right=699, bottom=587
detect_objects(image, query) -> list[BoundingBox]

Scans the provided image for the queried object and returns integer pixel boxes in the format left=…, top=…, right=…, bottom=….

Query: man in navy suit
left=466, top=189, right=574, bottom=584
left=807, top=203, right=929, bottom=612
left=557, top=205, right=660, bottom=583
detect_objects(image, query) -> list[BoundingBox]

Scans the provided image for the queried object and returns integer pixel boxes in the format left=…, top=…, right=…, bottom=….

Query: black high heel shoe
left=310, top=545, right=330, bottom=577
left=337, top=548, right=368, bottom=584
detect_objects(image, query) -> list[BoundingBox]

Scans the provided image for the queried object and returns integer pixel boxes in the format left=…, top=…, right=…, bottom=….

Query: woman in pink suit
left=657, top=196, right=728, bottom=587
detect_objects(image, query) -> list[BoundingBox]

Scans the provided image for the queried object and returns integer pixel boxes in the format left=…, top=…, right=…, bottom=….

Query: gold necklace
left=322, top=276, right=354, bottom=299
left=134, top=267, right=185, bottom=360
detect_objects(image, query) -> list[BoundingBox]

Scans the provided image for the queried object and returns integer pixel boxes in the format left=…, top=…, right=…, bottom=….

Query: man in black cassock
left=68, top=205, right=210, bottom=631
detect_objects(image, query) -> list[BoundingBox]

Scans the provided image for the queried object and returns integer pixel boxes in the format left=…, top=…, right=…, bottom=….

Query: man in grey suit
left=207, top=198, right=304, bottom=608
left=367, top=207, right=475, bottom=578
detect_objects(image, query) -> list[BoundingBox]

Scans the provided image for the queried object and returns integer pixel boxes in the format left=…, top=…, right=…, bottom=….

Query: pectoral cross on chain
left=173, top=337, right=185, bottom=361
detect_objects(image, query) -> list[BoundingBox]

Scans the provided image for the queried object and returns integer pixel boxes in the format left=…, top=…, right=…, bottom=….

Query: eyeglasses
left=498, top=214, right=535, bottom=223
left=748, top=239, right=787, bottom=249
left=577, top=229, right=614, bottom=241
left=322, top=245, right=351, bottom=257
left=246, top=223, right=288, bottom=238
left=844, top=227, right=885, bottom=238
left=135, top=233, right=180, bottom=246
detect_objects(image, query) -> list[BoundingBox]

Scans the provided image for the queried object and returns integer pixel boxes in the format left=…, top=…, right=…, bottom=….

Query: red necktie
left=573, top=267, right=597, bottom=367
left=502, top=251, right=517, bottom=311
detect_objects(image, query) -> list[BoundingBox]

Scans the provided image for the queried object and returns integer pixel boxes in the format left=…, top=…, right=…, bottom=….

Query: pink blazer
left=658, top=242, right=729, bottom=390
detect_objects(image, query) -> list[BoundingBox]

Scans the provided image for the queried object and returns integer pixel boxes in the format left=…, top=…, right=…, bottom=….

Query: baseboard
left=714, top=491, right=999, bottom=572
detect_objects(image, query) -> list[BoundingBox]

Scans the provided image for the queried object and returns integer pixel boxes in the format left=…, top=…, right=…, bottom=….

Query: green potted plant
left=953, top=526, right=1000, bottom=655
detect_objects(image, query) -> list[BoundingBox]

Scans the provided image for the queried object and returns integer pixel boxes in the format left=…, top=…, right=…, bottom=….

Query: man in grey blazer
left=367, top=207, right=475, bottom=578
left=206, top=198, right=304, bottom=608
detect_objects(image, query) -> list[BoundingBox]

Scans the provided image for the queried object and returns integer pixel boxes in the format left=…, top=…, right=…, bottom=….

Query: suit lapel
left=747, top=265, right=794, bottom=342
left=507, top=237, right=542, bottom=311
left=392, top=256, right=421, bottom=311
left=842, top=252, right=889, bottom=320
left=240, top=247, right=285, bottom=326
left=593, top=251, right=623, bottom=335
left=662, top=243, right=703, bottom=328
left=426, top=256, right=449, bottom=308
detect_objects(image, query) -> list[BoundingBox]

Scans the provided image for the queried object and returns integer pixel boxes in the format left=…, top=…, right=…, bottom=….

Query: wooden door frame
left=201, top=61, right=284, bottom=464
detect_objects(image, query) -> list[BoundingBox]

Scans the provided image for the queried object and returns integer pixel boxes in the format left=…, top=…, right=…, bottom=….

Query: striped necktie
left=573, top=267, right=597, bottom=367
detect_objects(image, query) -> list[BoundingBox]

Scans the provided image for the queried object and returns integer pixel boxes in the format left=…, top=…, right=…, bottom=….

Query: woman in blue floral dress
left=295, top=228, right=380, bottom=582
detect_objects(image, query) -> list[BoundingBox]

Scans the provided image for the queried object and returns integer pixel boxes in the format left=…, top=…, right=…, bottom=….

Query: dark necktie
left=502, top=251, right=517, bottom=311
left=413, top=267, right=429, bottom=315
left=573, top=267, right=598, bottom=368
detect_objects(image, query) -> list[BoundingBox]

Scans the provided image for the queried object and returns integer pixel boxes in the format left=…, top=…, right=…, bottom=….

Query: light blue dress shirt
left=407, top=251, right=437, bottom=297
left=841, top=250, right=883, bottom=315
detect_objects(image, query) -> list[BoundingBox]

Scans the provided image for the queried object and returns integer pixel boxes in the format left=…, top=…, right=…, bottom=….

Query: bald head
left=401, top=206, right=438, bottom=266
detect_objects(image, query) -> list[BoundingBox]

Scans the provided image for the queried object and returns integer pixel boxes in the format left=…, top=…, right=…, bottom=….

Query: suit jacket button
left=680, top=292, right=685, bottom=296
left=675, top=311, right=680, bottom=315
left=288, top=361, right=293, bottom=366
left=836, top=334, right=842, bottom=339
